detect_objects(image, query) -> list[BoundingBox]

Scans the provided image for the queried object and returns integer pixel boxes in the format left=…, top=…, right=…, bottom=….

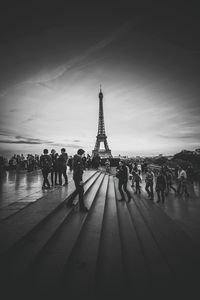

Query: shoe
left=80, top=206, right=89, bottom=212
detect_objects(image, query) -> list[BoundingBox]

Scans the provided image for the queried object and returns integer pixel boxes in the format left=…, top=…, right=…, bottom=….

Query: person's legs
left=157, top=190, right=161, bottom=203
left=58, top=170, right=62, bottom=185
left=43, top=169, right=50, bottom=188
left=51, top=171, right=54, bottom=186
left=123, top=181, right=131, bottom=201
left=161, top=189, right=165, bottom=203
left=150, top=182, right=154, bottom=200
left=42, top=169, right=46, bottom=188
left=145, top=182, right=151, bottom=197
left=118, top=180, right=125, bottom=200
left=55, top=171, right=58, bottom=185
left=63, top=166, right=68, bottom=184
left=170, top=184, right=177, bottom=194
left=74, top=180, right=85, bottom=210
left=177, top=181, right=181, bottom=194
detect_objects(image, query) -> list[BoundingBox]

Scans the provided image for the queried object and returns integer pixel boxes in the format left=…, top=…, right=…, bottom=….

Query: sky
left=0, top=1, right=200, bottom=158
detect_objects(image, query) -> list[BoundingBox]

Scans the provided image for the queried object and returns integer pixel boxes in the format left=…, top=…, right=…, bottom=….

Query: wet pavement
left=0, top=169, right=73, bottom=209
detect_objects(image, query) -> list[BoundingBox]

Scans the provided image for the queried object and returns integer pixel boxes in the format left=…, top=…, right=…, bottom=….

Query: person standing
left=165, top=170, right=176, bottom=195
left=50, top=149, right=59, bottom=186
left=40, top=149, right=52, bottom=189
left=134, top=171, right=142, bottom=194
left=57, top=148, right=68, bottom=185
left=156, top=170, right=166, bottom=203
left=145, top=168, right=154, bottom=200
left=177, top=166, right=189, bottom=196
left=69, top=148, right=88, bottom=212
left=116, top=160, right=132, bottom=202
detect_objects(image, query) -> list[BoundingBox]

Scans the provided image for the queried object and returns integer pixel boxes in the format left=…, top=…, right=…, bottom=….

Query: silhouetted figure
left=186, top=165, right=194, bottom=184
left=145, top=168, right=154, bottom=200
left=105, top=158, right=110, bottom=173
left=134, top=171, right=142, bottom=194
left=40, top=149, right=52, bottom=189
left=165, top=170, right=176, bottom=195
left=50, top=149, right=58, bottom=185
left=82, top=154, right=87, bottom=170
left=116, top=160, right=131, bottom=202
left=177, top=166, right=189, bottom=196
left=86, top=154, right=91, bottom=170
left=67, top=156, right=73, bottom=171
left=156, top=170, right=166, bottom=203
left=57, top=148, right=68, bottom=185
left=69, top=148, right=88, bottom=212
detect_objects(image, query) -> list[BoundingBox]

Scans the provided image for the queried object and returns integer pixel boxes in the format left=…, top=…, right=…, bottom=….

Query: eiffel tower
left=92, top=87, right=112, bottom=158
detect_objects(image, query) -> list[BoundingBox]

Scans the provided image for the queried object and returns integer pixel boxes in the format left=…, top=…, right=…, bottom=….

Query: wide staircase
left=0, top=170, right=200, bottom=300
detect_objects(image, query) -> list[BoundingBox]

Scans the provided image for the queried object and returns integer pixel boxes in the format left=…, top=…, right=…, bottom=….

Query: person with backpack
left=40, top=149, right=52, bottom=189
left=145, top=167, right=154, bottom=200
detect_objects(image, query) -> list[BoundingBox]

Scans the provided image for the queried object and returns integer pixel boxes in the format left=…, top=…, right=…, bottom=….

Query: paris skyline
left=0, top=2, right=200, bottom=158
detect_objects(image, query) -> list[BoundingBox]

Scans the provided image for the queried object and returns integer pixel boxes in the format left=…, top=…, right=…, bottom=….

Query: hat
left=77, top=148, right=85, bottom=155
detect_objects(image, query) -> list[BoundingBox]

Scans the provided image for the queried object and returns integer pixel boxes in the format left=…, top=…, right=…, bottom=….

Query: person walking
left=68, top=148, right=88, bottom=212
left=40, top=149, right=52, bottom=189
left=57, top=148, right=68, bottom=185
left=156, top=170, right=166, bottom=203
left=116, top=160, right=132, bottom=202
left=145, top=168, right=154, bottom=200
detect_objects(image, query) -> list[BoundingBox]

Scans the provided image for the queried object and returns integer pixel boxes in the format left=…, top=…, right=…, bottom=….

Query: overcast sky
left=0, top=1, right=200, bottom=157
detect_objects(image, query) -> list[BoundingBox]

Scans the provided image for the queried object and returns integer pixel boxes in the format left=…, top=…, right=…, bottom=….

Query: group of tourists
left=1, top=154, right=40, bottom=171
left=40, top=147, right=89, bottom=212
left=115, top=159, right=191, bottom=204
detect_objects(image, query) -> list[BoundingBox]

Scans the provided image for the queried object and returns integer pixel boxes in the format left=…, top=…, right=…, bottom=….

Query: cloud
left=21, top=117, right=34, bottom=124
left=0, top=135, right=53, bottom=145
left=0, top=139, right=41, bottom=144
left=0, top=20, right=134, bottom=96
left=159, top=132, right=200, bottom=140
left=50, top=143, right=81, bottom=149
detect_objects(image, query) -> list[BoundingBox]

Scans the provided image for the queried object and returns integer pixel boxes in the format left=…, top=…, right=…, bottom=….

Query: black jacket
left=116, top=165, right=129, bottom=182
left=72, top=154, right=84, bottom=181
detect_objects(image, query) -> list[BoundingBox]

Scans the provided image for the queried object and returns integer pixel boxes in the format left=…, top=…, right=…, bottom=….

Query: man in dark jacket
left=156, top=170, right=166, bottom=203
left=40, top=149, right=52, bottom=189
left=57, top=148, right=68, bottom=185
left=116, top=160, right=132, bottom=202
left=69, top=148, right=88, bottom=212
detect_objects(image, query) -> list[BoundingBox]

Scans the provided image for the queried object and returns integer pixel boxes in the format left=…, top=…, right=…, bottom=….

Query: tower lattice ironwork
left=92, top=87, right=112, bottom=158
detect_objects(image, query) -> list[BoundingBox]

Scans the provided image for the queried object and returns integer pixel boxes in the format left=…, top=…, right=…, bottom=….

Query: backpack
left=41, top=155, right=52, bottom=171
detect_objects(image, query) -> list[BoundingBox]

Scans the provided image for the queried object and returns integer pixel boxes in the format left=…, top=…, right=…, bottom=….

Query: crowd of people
left=0, top=149, right=196, bottom=212
left=116, top=160, right=193, bottom=204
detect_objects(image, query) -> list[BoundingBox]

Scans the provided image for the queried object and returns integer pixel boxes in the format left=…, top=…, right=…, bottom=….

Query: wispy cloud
left=0, top=20, right=134, bottom=96
left=0, top=135, right=53, bottom=145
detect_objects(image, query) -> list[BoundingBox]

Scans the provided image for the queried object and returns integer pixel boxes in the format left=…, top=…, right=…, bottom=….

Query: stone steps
left=0, top=172, right=200, bottom=300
